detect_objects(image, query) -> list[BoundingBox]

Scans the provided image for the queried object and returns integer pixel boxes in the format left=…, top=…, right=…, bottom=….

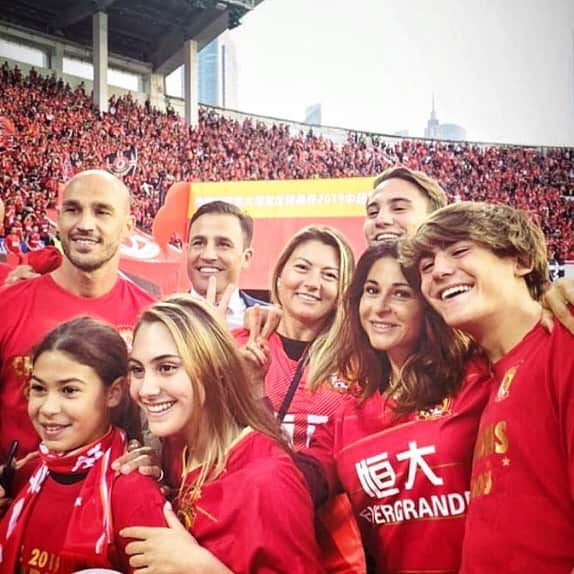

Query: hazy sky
left=229, top=0, right=574, bottom=146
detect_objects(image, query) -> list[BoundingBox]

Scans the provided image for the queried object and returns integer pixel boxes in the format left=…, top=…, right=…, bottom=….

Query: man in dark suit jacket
left=186, top=200, right=267, bottom=329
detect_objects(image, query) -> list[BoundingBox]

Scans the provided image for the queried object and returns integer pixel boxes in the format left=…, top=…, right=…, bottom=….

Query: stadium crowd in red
left=1, top=63, right=573, bottom=261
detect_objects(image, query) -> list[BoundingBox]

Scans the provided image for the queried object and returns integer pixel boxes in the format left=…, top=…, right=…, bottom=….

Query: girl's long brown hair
left=135, top=295, right=287, bottom=489
left=337, top=243, right=474, bottom=414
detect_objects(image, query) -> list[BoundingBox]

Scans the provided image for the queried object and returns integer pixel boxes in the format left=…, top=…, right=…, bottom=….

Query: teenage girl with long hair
left=0, top=316, right=166, bottom=573
left=122, top=295, right=323, bottom=573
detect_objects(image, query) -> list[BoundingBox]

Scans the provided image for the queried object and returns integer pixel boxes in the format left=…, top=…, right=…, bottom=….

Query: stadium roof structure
left=0, top=0, right=262, bottom=73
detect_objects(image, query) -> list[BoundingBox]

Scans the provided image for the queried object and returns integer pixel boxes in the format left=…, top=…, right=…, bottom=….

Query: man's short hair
left=401, top=201, right=549, bottom=301
left=371, top=166, right=448, bottom=212
left=188, top=201, right=254, bottom=247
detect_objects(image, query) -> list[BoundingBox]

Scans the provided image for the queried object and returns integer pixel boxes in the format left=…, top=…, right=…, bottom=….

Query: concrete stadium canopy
left=0, top=0, right=262, bottom=74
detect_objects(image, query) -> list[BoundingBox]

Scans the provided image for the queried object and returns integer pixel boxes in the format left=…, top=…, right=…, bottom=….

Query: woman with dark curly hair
left=304, top=241, right=492, bottom=573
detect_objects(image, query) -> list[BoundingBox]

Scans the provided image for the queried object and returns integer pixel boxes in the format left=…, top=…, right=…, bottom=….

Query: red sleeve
left=551, top=326, right=574, bottom=501
left=111, top=472, right=167, bottom=573
left=229, top=461, right=324, bottom=574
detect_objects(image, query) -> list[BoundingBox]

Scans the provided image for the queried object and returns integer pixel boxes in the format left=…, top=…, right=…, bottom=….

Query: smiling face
left=419, top=240, right=527, bottom=337
left=129, top=321, right=200, bottom=440
left=58, top=172, right=133, bottom=273
left=359, top=257, right=424, bottom=367
left=186, top=213, right=253, bottom=297
left=28, top=351, right=118, bottom=453
left=276, top=239, right=340, bottom=336
left=363, top=178, right=431, bottom=246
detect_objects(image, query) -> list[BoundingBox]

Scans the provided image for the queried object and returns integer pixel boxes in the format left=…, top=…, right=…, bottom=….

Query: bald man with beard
left=0, top=170, right=155, bottom=463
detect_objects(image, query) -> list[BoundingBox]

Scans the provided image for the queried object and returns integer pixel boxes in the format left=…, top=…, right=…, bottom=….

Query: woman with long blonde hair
left=234, top=225, right=365, bottom=573
left=122, top=295, right=323, bottom=574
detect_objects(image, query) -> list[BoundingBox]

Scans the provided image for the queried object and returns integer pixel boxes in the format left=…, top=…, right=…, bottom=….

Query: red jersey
left=307, top=359, right=492, bottom=573
left=177, top=430, right=324, bottom=574
left=232, top=330, right=365, bottom=574
left=233, top=330, right=353, bottom=449
left=0, top=273, right=155, bottom=460
left=16, top=471, right=166, bottom=573
left=5, top=232, right=21, bottom=255
left=26, top=232, right=42, bottom=250
left=461, top=323, right=574, bottom=573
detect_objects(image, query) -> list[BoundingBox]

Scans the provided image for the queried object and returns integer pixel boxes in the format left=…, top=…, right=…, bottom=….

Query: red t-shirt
left=177, top=430, right=324, bottom=574
left=233, top=330, right=353, bottom=449
left=461, top=323, right=574, bottom=573
left=4, top=232, right=21, bottom=254
left=27, top=232, right=42, bottom=250
left=16, top=471, right=166, bottom=573
left=307, top=358, right=492, bottom=573
left=0, top=273, right=155, bottom=460
left=232, top=330, right=365, bottom=573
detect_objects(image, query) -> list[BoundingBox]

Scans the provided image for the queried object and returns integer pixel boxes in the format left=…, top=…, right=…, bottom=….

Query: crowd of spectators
left=1, top=63, right=572, bottom=261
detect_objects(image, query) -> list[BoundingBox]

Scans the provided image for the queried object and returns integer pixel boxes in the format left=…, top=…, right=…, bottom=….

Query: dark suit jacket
left=239, top=290, right=269, bottom=308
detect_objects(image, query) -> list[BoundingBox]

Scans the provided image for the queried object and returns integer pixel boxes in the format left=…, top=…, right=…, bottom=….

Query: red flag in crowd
left=104, top=146, right=138, bottom=177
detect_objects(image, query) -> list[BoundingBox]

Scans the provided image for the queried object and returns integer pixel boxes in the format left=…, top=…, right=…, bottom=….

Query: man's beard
left=61, top=238, right=118, bottom=273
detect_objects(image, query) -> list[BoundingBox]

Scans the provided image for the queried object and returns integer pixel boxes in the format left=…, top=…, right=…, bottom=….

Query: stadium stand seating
left=1, top=63, right=572, bottom=261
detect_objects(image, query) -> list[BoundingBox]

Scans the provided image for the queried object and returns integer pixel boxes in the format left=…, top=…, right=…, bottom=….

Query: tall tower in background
left=198, top=31, right=238, bottom=109
left=304, top=103, right=322, bottom=125
left=198, top=41, right=218, bottom=105
left=424, top=95, right=466, bottom=140
left=424, top=94, right=440, bottom=138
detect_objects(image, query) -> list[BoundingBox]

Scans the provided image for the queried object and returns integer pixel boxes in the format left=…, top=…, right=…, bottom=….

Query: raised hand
left=243, top=304, right=282, bottom=344
left=204, top=276, right=236, bottom=326
left=3, top=265, right=40, bottom=286
left=111, top=439, right=163, bottom=481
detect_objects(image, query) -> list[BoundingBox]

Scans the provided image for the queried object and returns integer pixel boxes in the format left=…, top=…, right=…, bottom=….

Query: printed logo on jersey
left=356, top=441, right=443, bottom=499
left=281, top=413, right=328, bottom=448
left=495, top=365, right=519, bottom=401
left=359, top=490, right=470, bottom=525
left=470, top=419, right=509, bottom=498
left=416, top=396, right=452, bottom=420
left=329, top=373, right=350, bottom=392
left=355, top=441, right=471, bottom=525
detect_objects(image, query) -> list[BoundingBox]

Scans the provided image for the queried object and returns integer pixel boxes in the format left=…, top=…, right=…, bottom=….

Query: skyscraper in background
left=166, top=31, right=238, bottom=109
left=198, top=40, right=218, bottom=105
left=198, top=31, right=238, bottom=108
left=304, top=103, right=322, bottom=125
left=424, top=95, right=466, bottom=141
left=424, top=94, right=440, bottom=139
